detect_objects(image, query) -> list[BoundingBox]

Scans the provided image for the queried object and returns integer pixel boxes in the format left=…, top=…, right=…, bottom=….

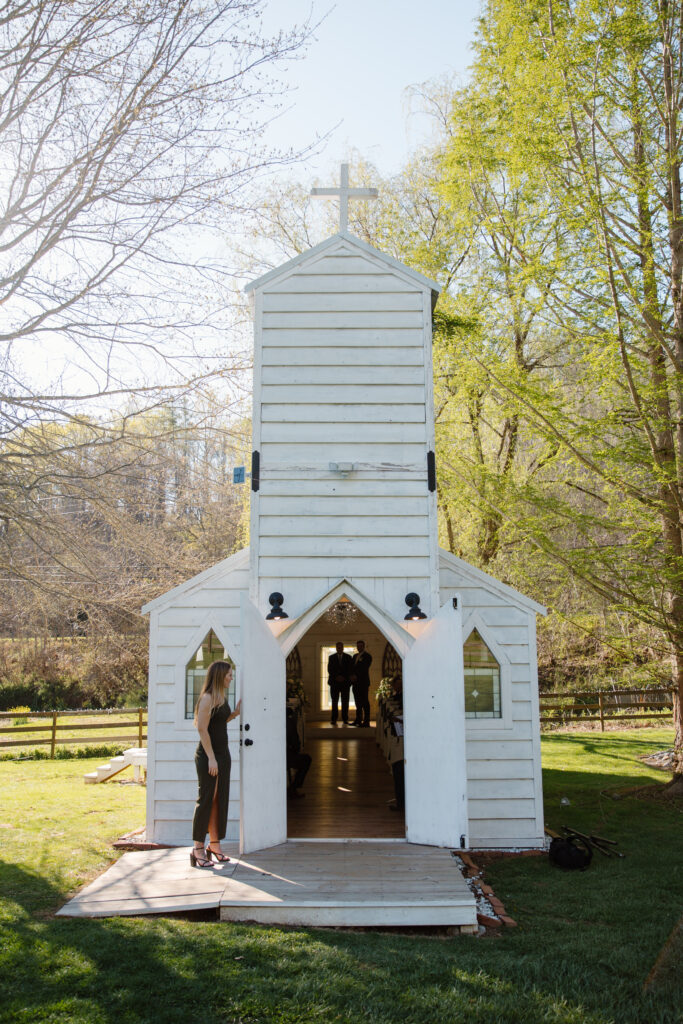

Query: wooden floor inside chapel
left=286, top=725, right=405, bottom=840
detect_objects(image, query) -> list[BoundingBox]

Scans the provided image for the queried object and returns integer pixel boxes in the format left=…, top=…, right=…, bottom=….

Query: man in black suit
left=350, top=639, right=372, bottom=727
left=327, top=641, right=352, bottom=724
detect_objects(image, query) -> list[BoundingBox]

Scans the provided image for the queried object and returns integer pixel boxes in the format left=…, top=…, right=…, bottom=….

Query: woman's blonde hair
left=194, top=660, right=233, bottom=724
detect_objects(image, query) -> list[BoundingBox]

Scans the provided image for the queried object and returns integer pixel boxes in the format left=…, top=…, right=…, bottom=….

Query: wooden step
left=83, top=748, right=147, bottom=784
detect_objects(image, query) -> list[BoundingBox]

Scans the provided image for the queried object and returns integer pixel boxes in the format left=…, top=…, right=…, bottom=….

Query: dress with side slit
left=192, top=700, right=231, bottom=842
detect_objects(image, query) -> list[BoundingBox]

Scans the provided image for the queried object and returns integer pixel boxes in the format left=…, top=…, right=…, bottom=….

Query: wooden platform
left=57, top=841, right=477, bottom=929
left=287, top=729, right=405, bottom=839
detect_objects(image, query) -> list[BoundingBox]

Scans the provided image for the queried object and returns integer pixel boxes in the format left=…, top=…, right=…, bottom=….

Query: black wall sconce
left=266, top=592, right=288, bottom=620
left=404, top=592, right=427, bottom=620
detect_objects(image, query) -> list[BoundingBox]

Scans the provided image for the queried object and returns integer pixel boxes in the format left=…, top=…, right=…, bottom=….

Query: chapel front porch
left=57, top=841, right=478, bottom=930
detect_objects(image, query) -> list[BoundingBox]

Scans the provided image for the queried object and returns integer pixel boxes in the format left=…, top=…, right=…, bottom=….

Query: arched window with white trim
left=464, top=629, right=501, bottom=719
left=185, top=629, right=235, bottom=719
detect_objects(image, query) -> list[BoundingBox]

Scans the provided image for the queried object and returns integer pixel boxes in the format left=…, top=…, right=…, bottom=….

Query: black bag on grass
left=549, top=836, right=593, bottom=871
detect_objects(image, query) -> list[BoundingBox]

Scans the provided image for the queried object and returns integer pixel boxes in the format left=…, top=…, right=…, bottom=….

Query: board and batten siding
left=249, top=236, right=440, bottom=625
left=438, top=550, right=545, bottom=848
left=144, top=549, right=250, bottom=846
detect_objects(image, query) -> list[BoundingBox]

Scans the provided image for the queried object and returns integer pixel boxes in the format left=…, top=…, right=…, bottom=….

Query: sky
left=260, top=0, right=481, bottom=177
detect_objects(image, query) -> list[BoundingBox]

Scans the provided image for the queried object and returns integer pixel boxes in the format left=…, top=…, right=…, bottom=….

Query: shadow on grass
left=0, top=855, right=680, bottom=1024
left=542, top=730, right=672, bottom=764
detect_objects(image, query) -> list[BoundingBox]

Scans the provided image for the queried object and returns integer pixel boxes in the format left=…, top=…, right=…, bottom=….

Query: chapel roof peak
left=245, top=230, right=440, bottom=299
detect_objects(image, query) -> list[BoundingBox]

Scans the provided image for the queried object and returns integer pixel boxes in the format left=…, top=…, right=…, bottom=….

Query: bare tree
left=0, top=0, right=310, bottom=600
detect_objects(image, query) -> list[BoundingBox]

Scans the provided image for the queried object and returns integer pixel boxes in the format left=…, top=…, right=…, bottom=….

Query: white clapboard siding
left=511, top=701, right=533, bottom=722
left=258, top=556, right=428, bottom=578
left=510, top=664, right=533, bottom=683
left=262, top=329, right=423, bottom=347
left=258, top=495, right=428, bottom=515
left=145, top=550, right=251, bottom=846
left=261, top=423, right=426, bottom=445
left=259, top=536, right=431, bottom=558
left=262, top=311, right=425, bottom=329
left=295, top=255, right=393, bottom=274
left=154, top=702, right=176, bottom=724
left=160, top=591, right=243, bottom=612
left=260, top=479, right=428, bottom=497
left=155, top=799, right=240, bottom=823
left=262, top=291, right=422, bottom=312
left=261, top=346, right=425, bottom=366
left=466, top=606, right=530, bottom=628
left=468, top=799, right=536, bottom=820
left=261, top=384, right=425, bottom=404
left=259, top=515, right=429, bottom=537
left=270, top=273, right=414, bottom=293
left=158, top=605, right=241, bottom=628
left=263, top=443, right=426, bottom=464
left=468, top=778, right=536, bottom=800
left=262, top=405, right=426, bottom=423
left=466, top=758, right=534, bottom=779
left=261, top=365, right=424, bottom=385
left=439, top=547, right=544, bottom=848
left=469, top=819, right=539, bottom=842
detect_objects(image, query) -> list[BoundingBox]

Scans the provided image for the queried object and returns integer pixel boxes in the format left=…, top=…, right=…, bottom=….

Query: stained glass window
left=185, top=630, right=235, bottom=719
left=464, top=630, right=501, bottom=719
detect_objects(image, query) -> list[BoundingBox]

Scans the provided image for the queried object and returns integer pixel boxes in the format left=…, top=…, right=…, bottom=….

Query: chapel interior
left=285, top=600, right=405, bottom=839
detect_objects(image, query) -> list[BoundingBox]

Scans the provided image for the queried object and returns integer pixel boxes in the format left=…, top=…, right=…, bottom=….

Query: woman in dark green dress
left=191, top=660, right=241, bottom=868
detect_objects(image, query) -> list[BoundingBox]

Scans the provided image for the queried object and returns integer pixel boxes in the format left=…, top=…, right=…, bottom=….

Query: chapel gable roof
left=439, top=547, right=546, bottom=616
left=140, top=546, right=249, bottom=615
left=245, top=231, right=440, bottom=305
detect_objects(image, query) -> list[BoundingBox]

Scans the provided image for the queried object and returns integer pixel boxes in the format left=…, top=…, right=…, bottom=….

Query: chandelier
left=324, top=600, right=359, bottom=628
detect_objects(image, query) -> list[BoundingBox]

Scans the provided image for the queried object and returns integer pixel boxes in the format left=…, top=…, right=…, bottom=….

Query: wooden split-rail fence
left=0, top=708, right=147, bottom=756
left=540, top=687, right=674, bottom=730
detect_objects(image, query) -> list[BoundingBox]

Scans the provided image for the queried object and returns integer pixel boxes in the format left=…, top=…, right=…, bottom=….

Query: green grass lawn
left=0, top=731, right=680, bottom=1024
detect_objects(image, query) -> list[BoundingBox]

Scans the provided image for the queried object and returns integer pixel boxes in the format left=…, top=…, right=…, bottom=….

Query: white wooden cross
left=310, top=163, right=378, bottom=232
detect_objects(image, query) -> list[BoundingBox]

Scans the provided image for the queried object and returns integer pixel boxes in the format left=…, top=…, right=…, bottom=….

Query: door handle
left=244, top=738, right=254, bottom=746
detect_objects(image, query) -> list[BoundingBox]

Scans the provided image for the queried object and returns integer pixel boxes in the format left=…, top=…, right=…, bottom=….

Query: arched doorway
left=284, top=600, right=405, bottom=839
left=239, top=584, right=468, bottom=854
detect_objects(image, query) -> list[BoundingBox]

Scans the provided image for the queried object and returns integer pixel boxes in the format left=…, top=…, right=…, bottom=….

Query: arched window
left=464, top=629, right=501, bottom=719
left=185, top=630, right=235, bottom=719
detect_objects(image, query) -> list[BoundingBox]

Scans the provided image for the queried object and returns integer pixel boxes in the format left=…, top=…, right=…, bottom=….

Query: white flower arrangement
left=375, top=677, right=394, bottom=702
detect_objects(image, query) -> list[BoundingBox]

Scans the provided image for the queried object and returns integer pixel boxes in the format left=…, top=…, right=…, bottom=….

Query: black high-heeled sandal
left=206, top=846, right=230, bottom=863
left=190, top=847, right=212, bottom=868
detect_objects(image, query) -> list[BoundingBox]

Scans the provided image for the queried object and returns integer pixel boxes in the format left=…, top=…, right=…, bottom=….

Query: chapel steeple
left=245, top=184, right=441, bottom=623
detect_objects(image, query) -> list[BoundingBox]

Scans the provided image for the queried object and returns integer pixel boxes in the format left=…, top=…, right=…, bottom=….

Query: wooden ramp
left=57, top=842, right=477, bottom=930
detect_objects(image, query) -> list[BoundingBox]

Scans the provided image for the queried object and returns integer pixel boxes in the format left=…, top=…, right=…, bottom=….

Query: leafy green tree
left=440, top=0, right=683, bottom=779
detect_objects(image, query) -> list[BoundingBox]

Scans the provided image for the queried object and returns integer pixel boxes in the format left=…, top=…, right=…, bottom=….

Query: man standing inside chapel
left=350, top=640, right=372, bottom=727
left=328, top=641, right=352, bottom=724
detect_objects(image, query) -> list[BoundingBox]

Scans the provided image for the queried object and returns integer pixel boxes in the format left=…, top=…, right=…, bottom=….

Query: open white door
left=403, top=598, right=468, bottom=848
left=239, top=594, right=287, bottom=854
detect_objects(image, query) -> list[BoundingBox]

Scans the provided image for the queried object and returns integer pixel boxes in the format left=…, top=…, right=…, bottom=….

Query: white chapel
left=142, top=167, right=546, bottom=855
